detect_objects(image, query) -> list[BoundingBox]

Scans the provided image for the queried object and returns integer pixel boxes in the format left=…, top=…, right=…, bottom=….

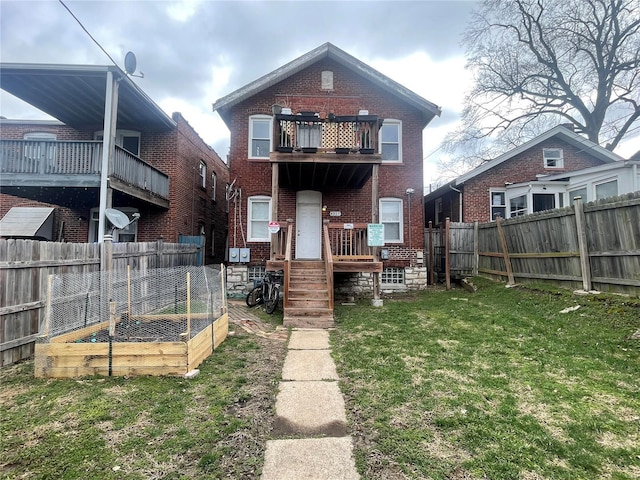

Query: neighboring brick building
left=424, top=125, right=631, bottom=226
left=0, top=64, right=229, bottom=265
left=213, top=43, right=441, bottom=302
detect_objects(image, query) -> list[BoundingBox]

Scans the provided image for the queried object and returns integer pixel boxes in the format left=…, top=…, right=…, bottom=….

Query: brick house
left=424, top=125, right=632, bottom=226
left=0, top=64, right=229, bottom=265
left=212, top=43, right=441, bottom=326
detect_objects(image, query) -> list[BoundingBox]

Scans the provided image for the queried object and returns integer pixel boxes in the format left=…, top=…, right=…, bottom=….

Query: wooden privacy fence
left=426, top=192, right=640, bottom=296
left=0, top=239, right=200, bottom=366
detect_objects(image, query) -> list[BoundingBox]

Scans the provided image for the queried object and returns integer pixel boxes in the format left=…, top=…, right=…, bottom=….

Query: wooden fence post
left=445, top=217, right=451, bottom=290
left=156, top=237, right=164, bottom=268
left=496, top=217, right=515, bottom=285
left=473, top=221, right=479, bottom=276
left=428, top=221, right=434, bottom=285
left=574, top=197, right=592, bottom=291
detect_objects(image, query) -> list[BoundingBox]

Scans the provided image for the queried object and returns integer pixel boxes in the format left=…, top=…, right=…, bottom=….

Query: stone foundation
left=226, top=265, right=252, bottom=298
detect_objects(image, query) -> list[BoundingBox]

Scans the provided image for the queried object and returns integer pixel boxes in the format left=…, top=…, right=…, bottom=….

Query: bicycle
left=246, top=270, right=283, bottom=314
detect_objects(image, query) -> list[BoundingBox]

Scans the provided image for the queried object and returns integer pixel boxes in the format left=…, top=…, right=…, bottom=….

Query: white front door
left=296, top=190, right=322, bottom=259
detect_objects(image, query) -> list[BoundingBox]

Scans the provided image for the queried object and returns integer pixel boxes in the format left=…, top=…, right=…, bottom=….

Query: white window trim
left=199, top=161, right=206, bottom=188
left=248, top=114, right=273, bottom=159
left=379, top=197, right=404, bottom=243
left=94, top=129, right=141, bottom=156
left=211, top=172, right=217, bottom=200
left=543, top=148, right=564, bottom=169
left=490, top=189, right=507, bottom=221
left=379, top=119, right=402, bottom=162
left=594, top=177, right=618, bottom=200
left=247, top=195, right=272, bottom=242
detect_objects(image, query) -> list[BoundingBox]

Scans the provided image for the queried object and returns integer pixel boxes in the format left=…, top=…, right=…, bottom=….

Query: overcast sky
left=2, top=0, right=639, bottom=188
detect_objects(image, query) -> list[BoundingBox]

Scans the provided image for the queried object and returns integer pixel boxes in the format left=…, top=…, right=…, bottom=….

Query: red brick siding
left=462, top=139, right=605, bottom=222
left=226, top=59, right=427, bottom=266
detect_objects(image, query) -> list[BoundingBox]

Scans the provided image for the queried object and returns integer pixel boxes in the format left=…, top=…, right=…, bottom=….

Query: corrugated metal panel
left=0, top=207, right=55, bottom=239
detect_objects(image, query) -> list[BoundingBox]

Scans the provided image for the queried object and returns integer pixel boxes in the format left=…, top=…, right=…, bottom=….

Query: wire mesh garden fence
left=40, top=265, right=225, bottom=345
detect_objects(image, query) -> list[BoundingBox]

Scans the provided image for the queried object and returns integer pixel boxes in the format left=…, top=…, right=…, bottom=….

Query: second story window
left=211, top=172, right=217, bottom=201
left=380, top=119, right=402, bottom=162
left=199, top=161, right=206, bottom=188
left=249, top=115, right=272, bottom=159
left=543, top=148, right=563, bottom=168
left=94, top=130, right=141, bottom=156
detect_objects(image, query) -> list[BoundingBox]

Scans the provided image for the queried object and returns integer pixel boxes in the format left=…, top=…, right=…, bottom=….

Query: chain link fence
left=41, top=265, right=224, bottom=344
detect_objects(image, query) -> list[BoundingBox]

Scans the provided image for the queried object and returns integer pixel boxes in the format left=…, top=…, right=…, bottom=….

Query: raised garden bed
left=34, top=312, right=228, bottom=378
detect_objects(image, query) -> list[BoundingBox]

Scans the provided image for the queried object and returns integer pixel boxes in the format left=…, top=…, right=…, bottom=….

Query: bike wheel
left=264, top=285, right=279, bottom=314
left=246, top=286, right=263, bottom=307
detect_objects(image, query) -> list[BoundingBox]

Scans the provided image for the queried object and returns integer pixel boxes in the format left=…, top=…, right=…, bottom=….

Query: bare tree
left=444, top=0, right=640, bottom=170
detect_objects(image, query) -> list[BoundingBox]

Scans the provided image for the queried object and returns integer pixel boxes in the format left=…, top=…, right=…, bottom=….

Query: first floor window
left=248, top=196, right=271, bottom=241
left=595, top=179, right=618, bottom=200
left=249, top=115, right=272, bottom=158
left=380, top=198, right=403, bottom=243
left=490, top=190, right=506, bottom=220
left=510, top=195, right=527, bottom=217
left=570, top=187, right=588, bottom=204
left=533, top=193, right=555, bottom=212
left=89, top=207, right=138, bottom=242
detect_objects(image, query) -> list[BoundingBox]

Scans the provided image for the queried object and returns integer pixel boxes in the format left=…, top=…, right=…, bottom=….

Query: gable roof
left=212, top=43, right=442, bottom=126
left=453, top=125, right=624, bottom=186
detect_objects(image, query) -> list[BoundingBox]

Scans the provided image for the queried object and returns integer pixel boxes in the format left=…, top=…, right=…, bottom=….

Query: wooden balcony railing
left=326, top=223, right=375, bottom=261
left=274, top=113, right=383, bottom=154
left=0, top=140, right=169, bottom=199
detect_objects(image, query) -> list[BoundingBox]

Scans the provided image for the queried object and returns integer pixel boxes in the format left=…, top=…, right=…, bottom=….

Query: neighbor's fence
left=426, top=192, right=640, bottom=296
left=0, top=239, right=201, bottom=366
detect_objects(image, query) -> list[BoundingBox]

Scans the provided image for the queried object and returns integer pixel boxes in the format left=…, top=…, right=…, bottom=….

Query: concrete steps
left=283, top=261, right=334, bottom=328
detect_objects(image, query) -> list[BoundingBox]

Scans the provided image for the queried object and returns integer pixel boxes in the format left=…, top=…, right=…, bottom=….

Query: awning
left=0, top=207, right=55, bottom=240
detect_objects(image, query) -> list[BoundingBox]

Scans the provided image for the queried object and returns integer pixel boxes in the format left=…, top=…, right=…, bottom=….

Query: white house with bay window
left=425, top=125, right=638, bottom=226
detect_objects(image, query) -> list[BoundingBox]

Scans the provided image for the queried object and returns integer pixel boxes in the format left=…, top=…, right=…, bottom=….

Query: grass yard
left=1, top=279, right=638, bottom=479
left=0, top=323, right=287, bottom=480
left=331, top=278, right=640, bottom=479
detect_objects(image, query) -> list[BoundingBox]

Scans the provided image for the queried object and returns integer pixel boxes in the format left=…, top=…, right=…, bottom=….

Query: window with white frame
left=248, top=265, right=266, bottom=281
left=595, top=179, right=618, bottom=200
left=381, top=267, right=405, bottom=285
left=509, top=195, right=527, bottom=217
left=211, top=172, right=217, bottom=201
left=543, top=148, right=563, bottom=168
left=94, top=130, right=141, bottom=156
left=379, top=197, right=403, bottom=243
left=249, top=115, right=272, bottom=159
left=532, top=193, right=555, bottom=212
left=380, top=119, right=402, bottom=162
left=248, top=196, right=271, bottom=241
left=89, top=207, right=138, bottom=242
left=199, top=161, right=206, bottom=188
left=490, top=190, right=506, bottom=220
left=570, top=187, right=588, bottom=204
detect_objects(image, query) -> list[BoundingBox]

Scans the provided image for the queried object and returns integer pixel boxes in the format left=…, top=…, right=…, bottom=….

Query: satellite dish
left=124, top=51, right=137, bottom=75
left=105, top=208, right=130, bottom=230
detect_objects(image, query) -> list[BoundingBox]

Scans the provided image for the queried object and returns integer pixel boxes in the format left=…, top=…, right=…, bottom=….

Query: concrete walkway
left=261, top=329, right=359, bottom=480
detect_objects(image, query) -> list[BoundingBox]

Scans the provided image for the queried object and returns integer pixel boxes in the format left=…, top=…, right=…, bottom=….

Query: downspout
left=449, top=184, right=463, bottom=222
left=632, top=162, right=638, bottom=192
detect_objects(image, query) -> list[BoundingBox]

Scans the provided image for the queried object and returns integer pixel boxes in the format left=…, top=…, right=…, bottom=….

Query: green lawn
left=331, top=278, right=640, bottom=479
left=1, top=279, right=638, bottom=479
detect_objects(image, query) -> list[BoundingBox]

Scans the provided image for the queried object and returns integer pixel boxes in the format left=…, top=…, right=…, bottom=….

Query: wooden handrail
left=283, top=224, right=293, bottom=308
left=323, top=224, right=334, bottom=310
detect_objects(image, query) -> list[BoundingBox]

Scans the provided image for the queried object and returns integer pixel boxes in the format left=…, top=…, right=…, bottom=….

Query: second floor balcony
left=0, top=139, right=170, bottom=207
left=270, top=112, right=383, bottom=189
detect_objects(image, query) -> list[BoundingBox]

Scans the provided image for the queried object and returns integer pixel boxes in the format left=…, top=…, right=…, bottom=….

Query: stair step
left=283, top=316, right=335, bottom=328
left=289, top=289, right=329, bottom=299
left=287, top=299, right=330, bottom=309
left=284, top=307, right=333, bottom=317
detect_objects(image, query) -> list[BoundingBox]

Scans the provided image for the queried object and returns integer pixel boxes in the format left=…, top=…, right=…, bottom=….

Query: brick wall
left=0, top=118, right=229, bottom=263
left=225, top=58, right=429, bottom=267
left=462, top=138, right=605, bottom=222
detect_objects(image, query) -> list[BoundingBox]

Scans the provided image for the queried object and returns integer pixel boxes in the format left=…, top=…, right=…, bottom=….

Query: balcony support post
left=371, top=164, right=382, bottom=306
left=270, top=163, right=279, bottom=259
left=98, top=70, right=120, bottom=246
